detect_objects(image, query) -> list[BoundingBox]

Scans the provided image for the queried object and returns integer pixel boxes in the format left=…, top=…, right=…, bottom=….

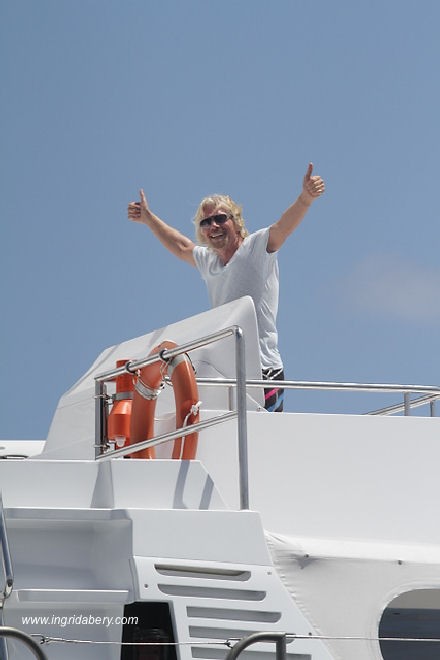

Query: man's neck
left=215, top=237, right=243, bottom=265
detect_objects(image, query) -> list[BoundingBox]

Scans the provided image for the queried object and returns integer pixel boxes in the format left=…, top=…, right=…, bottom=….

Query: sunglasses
left=199, top=213, right=231, bottom=228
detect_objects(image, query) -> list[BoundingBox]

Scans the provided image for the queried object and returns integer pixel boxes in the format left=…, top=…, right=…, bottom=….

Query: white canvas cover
left=266, top=531, right=440, bottom=660
left=40, top=296, right=263, bottom=458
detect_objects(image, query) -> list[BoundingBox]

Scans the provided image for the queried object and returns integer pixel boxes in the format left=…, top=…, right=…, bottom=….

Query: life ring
left=128, top=341, right=200, bottom=459
left=107, top=358, right=135, bottom=449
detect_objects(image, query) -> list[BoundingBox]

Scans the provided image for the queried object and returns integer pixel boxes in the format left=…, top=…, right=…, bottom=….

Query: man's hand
left=267, top=162, right=326, bottom=251
left=127, top=189, right=151, bottom=224
left=300, top=163, right=325, bottom=205
left=127, top=189, right=196, bottom=264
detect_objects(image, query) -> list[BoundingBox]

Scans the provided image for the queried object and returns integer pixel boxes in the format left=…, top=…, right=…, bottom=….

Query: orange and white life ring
left=128, top=341, right=200, bottom=459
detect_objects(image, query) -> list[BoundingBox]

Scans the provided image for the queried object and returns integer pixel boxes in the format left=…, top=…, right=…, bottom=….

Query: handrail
left=194, top=377, right=440, bottom=416
left=0, top=627, right=48, bottom=659
left=197, top=376, right=440, bottom=395
left=225, top=632, right=287, bottom=660
left=368, top=393, right=439, bottom=416
left=0, top=493, right=13, bottom=605
left=94, top=327, right=241, bottom=384
left=96, top=412, right=238, bottom=460
left=94, top=325, right=250, bottom=509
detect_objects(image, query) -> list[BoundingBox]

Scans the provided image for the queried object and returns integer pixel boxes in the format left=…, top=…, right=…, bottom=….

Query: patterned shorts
left=262, top=368, right=285, bottom=412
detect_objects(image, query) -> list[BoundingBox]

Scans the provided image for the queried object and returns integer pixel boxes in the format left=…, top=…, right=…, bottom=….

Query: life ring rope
left=182, top=401, right=202, bottom=428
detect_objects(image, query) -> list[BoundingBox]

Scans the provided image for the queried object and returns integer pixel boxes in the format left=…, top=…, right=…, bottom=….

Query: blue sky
left=2, top=0, right=439, bottom=439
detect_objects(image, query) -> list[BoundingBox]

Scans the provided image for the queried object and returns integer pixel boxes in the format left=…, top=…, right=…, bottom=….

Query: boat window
left=379, top=589, right=440, bottom=660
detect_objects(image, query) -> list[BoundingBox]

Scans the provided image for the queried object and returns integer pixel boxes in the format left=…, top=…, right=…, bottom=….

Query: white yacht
left=1, top=296, right=440, bottom=659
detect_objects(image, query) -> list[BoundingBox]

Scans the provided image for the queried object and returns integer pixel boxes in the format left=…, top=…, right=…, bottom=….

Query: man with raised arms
left=128, top=164, right=325, bottom=411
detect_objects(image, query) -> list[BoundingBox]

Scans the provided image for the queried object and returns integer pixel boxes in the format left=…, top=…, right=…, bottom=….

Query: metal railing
left=225, top=632, right=287, bottom=660
left=196, top=376, right=440, bottom=416
left=94, top=325, right=440, bottom=511
left=0, top=493, right=13, bottom=608
left=94, top=325, right=250, bottom=509
left=0, top=492, right=14, bottom=660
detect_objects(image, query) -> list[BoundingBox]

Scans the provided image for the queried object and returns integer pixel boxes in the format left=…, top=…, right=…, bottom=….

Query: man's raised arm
left=267, top=163, right=325, bottom=253
left=128, top=189, right=196, bottom=266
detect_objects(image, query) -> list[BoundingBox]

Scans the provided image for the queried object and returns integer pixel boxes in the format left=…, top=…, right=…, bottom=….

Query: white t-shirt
left=193, top=227, right=283, bottom=370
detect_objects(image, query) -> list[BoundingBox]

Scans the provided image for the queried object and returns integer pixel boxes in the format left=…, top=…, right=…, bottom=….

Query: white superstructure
left=1, top=296, right=440, bottom=660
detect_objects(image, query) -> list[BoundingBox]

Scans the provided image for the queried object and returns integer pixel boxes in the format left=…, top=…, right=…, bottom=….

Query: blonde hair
left=193, top=194, right=249, bottom=245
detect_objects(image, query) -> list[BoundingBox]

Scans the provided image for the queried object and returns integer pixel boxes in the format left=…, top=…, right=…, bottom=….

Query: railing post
left=403, top=393, right=411, bottom=416
left=0, top=492, right=14, bottom=660
left=0, top=493, right=13, bottom=605
left=234, top=326, right=249, bottom=510
left=225, top=632, right=287, bottom=660
left=95, top=380, right=107, bottom=459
